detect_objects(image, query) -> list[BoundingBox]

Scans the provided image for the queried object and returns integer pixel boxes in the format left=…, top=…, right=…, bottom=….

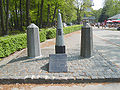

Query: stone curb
left=0, top=78, right=120, bottom=84
left=0, top=49, right=26, bottom=66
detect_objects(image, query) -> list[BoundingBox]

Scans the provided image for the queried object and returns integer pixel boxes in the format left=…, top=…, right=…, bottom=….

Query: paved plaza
left=0, top=28, right=120, bottom=84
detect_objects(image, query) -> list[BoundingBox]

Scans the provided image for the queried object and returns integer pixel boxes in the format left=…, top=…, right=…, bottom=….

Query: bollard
left=80, top=23, right=93, bottom=58
left=55, top=9, right=66, bottom=54
left=27, top=23, right=41, bottom=58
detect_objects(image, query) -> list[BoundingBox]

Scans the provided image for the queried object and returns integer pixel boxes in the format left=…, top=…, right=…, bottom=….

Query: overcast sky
left=92, top=0, right=105, bottom=10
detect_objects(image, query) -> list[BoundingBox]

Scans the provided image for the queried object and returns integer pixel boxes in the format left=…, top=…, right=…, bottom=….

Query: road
left=93, top=28, right=120, bottom=67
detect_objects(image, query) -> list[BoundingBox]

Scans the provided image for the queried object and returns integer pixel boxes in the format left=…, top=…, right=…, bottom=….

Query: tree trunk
left=5, top=0, right=9, bottom=35
left=40, top=0, right=44, bottom=28
left=10, top=14, right=13, bottom=31
left=0, top=0, right=5, bottom=36
left=36, top=1, right=40, bottom=26
left=13, top=10, right=17, bottom=30
left=77, top=8, right=80, bottom=24
left=15, top=1, right=19, bottom=29
left=26, top=0, right=30, bottom=26
left=47, top=4, right=50, bottom=27
left=20, top=0, right=23, bottom=31
left=51, top=6, right=57, bottom=26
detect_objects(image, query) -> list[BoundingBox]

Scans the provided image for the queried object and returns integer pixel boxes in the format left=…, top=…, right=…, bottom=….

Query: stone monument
left=27, top=23, right=41, bottom=58
left=80, top=23, right=93, bottom=58
left=55, top=9, right=65, bottom=54
left=49, top=10, right=67, bottom=73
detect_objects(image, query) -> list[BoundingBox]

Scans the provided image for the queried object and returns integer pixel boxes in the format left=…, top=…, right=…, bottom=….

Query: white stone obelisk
left=27, top=23, right=41, bottom=58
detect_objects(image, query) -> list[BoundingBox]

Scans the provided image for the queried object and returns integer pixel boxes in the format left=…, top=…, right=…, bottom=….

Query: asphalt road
left=93, top=28, right=120, bottom=67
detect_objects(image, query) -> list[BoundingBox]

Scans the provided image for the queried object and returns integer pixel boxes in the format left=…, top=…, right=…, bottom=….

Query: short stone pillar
left=80, top=23, right=93, bottom=58
left=27, top=23, right=41, bottom=58
left=55, top=9, right=65, bottom=54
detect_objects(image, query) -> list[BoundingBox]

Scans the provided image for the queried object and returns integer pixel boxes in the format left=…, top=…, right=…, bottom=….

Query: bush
left=45, top=25, right=81, bottom=39
left=64, top=25, right=81, bottom=34
left=0, top=25, right=81, bottom=58
left=0, top=34, right=27, bottom=57
left=9, top=30, right=22, bottom=35
left=39, top=31, right=46, bottom=42
left=46, top=29, right=56, bottom=39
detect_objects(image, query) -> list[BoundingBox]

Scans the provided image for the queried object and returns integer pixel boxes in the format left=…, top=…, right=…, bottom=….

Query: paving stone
left=91, top=76, right=98, bottom=79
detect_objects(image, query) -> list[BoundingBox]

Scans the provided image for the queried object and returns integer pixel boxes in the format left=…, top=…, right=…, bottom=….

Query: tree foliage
left=75, top=0, right=93, bottom=24
left=94, top=0, right=120, bottom=22
left=0, top=0, right=92, bottom=36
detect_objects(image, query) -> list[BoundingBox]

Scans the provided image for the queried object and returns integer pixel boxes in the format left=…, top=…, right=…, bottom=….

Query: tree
left=75, top=0, right=93, bottom=24
left=36, top=1, right=40, bottom=26
left=47, top=3, right=50, bottom=27
left=0, top=0, right=89, bottom=36
left=40, top=0, right=44, bottom=28
left=26, top=0, right=30, bottom=26
left=5, top=0, right=9, bottom=35
left=20, top=0, right=23, bottom=31
left=98, top=0, right=120, bottom=22
left=0, top=0, right=5, bottom=35
left=15, top=0, right=19, bottom=29
left=92, top=9, right=102, bottom=22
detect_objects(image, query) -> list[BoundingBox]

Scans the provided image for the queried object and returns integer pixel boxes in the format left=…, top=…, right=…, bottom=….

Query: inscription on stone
left=49, top=54, right=67, bottom=72
left=57, top=29, right=62, bottom=35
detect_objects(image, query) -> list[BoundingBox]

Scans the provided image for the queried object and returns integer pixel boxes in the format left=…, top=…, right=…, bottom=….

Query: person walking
left=97, top=22, right=100, bottom=28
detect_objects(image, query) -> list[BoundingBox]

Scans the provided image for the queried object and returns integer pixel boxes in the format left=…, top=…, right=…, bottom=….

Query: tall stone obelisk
left=55, top=9, right=65, bottom=54
left=49, top=10, right=67, bottom=73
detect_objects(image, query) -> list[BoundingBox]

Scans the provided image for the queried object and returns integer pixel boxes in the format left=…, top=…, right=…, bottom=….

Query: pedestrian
left=97, top=22, right=100, bottom=28
left=104, top=20, right=107, bottom=28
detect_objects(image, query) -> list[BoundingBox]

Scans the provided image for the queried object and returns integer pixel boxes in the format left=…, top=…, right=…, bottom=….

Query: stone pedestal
left=49, top=54, right=67, bottom=72
left=27, top=23, right=41, bottom=58
left=80, top=25, right=93, bottom=58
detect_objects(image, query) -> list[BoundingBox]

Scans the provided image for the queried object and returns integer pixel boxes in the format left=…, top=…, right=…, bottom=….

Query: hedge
left=0, top=25, right=81, bottom=58
left=0, top=34, right=27, bottom=57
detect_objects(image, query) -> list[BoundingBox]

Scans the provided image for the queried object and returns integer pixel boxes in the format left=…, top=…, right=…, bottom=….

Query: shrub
left=8, top=30, right=25, bottom=35
left=64, top=25, right=81, bottom=34
left=46, top=29, right=56, bottom=39
left=0, top=25, right=81, bottom=58
left=39, top=31, right=46, bottom=42
left=0, top=34, right=27, bottom=57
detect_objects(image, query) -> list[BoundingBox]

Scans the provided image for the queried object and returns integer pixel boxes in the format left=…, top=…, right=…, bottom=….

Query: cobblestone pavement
left=0, top=29, right=120, bottom=84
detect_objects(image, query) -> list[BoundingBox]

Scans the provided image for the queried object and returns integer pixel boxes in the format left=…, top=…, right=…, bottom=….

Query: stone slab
left=49, top=54, right=67, bottom=72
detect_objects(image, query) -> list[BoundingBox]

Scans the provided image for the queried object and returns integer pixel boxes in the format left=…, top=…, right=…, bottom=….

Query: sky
left=92, top=0, right=105, bottom=10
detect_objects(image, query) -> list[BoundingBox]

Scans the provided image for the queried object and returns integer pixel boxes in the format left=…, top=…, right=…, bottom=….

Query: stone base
left=28, top=55, right=42, bottom=59
left=49, top=54, right=67, bottom=73
left=55, top=46, right=65, bottom=54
